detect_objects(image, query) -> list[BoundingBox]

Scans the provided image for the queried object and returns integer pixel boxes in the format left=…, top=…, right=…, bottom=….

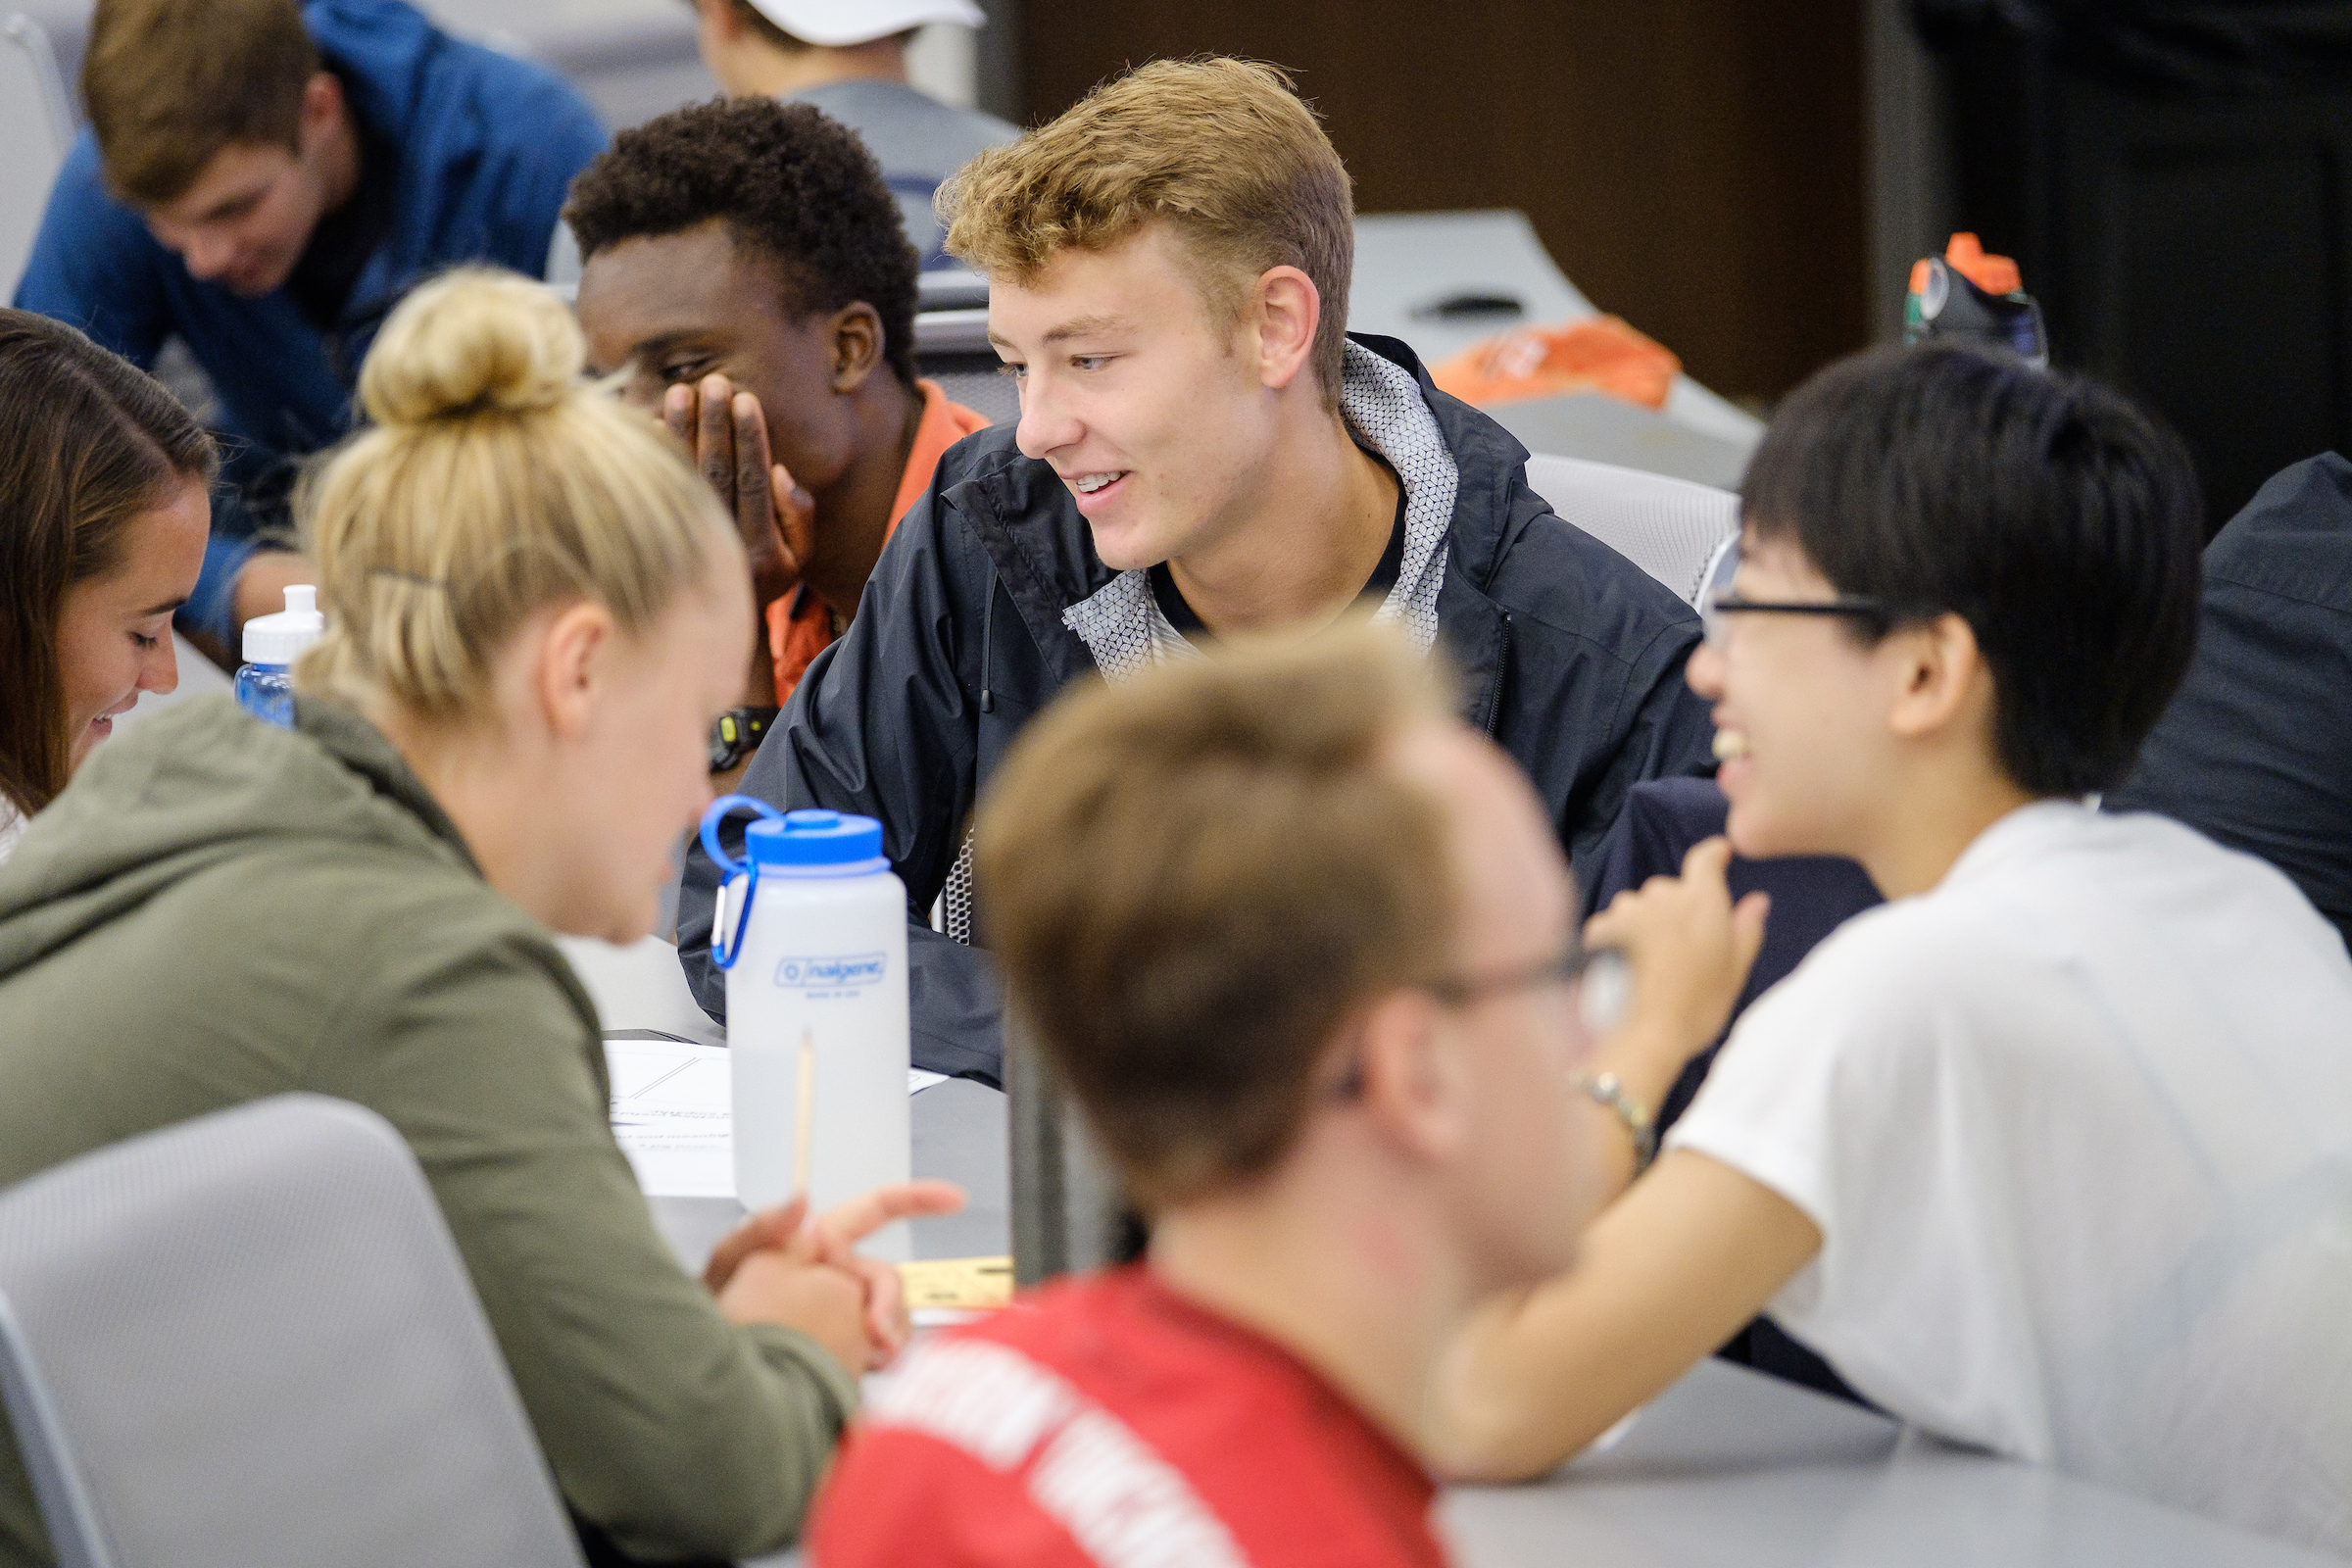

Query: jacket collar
left=955, top=332, right=1532, bottom=697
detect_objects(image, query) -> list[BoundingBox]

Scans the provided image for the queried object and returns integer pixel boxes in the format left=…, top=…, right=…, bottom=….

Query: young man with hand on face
left=14, top=0, right=606, bottom=659
left=808, top=623, right=1605, bottom=1567
left=565, top=96, right=989, bottom=769
left=1432, top=345, right=2352, bottom=1557
left=677, top=58, right=1716, bottom=1081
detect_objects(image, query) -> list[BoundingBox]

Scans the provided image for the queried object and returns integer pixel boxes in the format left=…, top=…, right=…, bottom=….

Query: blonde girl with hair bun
left=0, top=268, right=957, bottom=1568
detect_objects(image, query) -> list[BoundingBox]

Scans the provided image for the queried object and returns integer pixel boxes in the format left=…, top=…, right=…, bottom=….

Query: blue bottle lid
left=700, top=796, right=890, bottom=884
left=745, top=808, right=886, bottom=872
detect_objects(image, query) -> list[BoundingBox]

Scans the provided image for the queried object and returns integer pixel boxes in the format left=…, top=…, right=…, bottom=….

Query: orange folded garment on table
left=1431, top=315, right=1681, bottom=411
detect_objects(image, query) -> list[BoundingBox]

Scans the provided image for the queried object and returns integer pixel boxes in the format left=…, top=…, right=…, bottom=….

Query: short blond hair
left=973, top=621, right=1457, bottom=1209
left=84, top=0, right=318, bottom=207
left=941, top=58, right=1355, bottom=411
left=296, top=269, right=734, bottom=722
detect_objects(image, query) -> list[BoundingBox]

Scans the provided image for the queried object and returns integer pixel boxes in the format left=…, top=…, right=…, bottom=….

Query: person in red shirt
left=809, top=624, right=1752, bottom=1565
left=566, top=95, right=989, bottom=747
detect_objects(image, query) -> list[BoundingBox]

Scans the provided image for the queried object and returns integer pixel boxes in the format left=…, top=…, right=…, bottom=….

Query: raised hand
left=1584, top=837, right=1770, bottom=1064
left=663, top=373, right=817, bottom=610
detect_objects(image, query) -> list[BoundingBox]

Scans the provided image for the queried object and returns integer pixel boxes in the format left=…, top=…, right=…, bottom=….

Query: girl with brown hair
left=0, top=309, right=214, bottom=858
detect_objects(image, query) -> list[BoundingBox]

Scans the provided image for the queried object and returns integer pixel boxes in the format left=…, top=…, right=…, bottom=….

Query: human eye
left=130, top=630, right=161, bottom=651
left=998, top=360, right=1028, bottom=382
left=660, top=358, right=714, bottom=386
left=1069, top=355, right=1114, bottom=372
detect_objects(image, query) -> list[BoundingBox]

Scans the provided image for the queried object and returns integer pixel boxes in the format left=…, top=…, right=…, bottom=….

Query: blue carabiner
left=701, top=795, right=785, bottom=971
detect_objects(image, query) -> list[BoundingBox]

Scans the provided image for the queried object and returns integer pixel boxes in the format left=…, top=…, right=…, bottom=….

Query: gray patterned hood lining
left=1063, top=341, right=1459, bottom=683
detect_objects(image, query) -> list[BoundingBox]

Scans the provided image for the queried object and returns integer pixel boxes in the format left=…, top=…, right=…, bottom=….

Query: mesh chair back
left=0, top=16, right=74, bottom=301
left=1522, top=452, right=1740, bottom=607
left=913, top=272, right=1018, bottom=428
left=0, top=1095, right=582, bottom=1568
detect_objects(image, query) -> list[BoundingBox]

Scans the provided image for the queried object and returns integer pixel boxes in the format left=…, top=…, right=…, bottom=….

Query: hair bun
left=358, top=268, right=586, bottom=429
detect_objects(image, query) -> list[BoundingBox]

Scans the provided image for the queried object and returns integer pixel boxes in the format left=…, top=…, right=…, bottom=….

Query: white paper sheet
left=605, top=1039, right=950, bottom=1198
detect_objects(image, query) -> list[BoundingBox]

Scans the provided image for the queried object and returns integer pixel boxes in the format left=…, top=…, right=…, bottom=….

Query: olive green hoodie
left=0, top=697, right=857, bottom=1565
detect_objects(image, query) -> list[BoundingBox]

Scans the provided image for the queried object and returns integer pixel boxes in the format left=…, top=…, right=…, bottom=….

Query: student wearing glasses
left=808, top=623, right=1654, bottom=1567
left=1434, top=344, right=2352, bottom=1555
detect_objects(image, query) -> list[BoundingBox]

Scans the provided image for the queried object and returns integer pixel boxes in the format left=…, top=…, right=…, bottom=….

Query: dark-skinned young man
left=565, top=95, right=987, bottom=775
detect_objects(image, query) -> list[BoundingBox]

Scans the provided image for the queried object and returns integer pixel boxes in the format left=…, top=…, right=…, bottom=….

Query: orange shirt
left=764, top=379, right=992, bottom=705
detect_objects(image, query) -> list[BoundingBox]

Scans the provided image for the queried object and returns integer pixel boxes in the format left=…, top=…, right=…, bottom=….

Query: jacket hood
left=0, top=697, right=474, bottom=982
left=308, top=0, right=474, bottom=163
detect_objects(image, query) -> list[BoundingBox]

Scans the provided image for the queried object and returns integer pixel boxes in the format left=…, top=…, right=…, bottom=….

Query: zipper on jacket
left=1483, top=612, right=1513, bottom=737
left=979, top=578, right=997, bottom=713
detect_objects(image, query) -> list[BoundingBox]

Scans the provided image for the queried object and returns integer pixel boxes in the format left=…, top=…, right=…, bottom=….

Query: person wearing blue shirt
left=13, top=0, right=607, bottom=656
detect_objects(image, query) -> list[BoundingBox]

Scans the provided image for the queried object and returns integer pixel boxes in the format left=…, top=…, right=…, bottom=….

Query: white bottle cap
left=241, top=584, right=325, bottom=665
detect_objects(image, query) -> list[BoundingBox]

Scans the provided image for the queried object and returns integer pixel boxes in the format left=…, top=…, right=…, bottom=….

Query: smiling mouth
left=1069, top=471, right=1127, bottom=495
left=1713, top=729, right=1751, bottom=762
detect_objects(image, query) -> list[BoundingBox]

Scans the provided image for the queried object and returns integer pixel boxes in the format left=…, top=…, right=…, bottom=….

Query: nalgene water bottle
left=234, top=584, right=325, bottom=728
left=702, top=797, right=912, bottom=1259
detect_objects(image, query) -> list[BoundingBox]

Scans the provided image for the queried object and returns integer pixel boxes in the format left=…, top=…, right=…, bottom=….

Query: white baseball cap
left=744, top=0, right=987, bottom=47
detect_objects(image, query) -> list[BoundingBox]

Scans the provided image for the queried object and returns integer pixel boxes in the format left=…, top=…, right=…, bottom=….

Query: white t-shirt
left=1669, top=802, right=2352, bottom=1553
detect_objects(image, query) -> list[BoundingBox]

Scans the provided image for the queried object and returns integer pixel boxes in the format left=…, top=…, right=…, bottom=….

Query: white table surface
left=562, top=936, right=2338, bottom=1568
left=560, top=933, right=1010, bottom=1266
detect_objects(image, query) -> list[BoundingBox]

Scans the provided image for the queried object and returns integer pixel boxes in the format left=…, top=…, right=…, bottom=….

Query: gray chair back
left=1005, top=1010, right=1128, bottom=1288
left=0, top=1095, right=582, bottom=1568
left=1522, top=451, right=1740, bottom=607
left=0, top=15, right=74, bottom=301
left=914, top=269, right=1019, bottom=428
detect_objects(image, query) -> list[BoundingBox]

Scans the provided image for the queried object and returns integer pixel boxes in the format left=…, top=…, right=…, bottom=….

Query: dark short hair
left=564, top=97, right=920, bottom=386
left=1741, top=343, right=2203, bottom=798
left=0, top=310, right=217, bottom=814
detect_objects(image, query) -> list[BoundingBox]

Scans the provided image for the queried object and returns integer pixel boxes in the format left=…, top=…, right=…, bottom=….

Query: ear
left=1886, top=612, right=1989, bottom=745
left=532, top=599, right=620, bottom=743
left=1250, top=266, right=1322, bottom=395
left=1352, top=988, right=1466, bottom=1164
left=299, top=71, right=344, bottom=142
left=828, top=302, right=887, bottom=395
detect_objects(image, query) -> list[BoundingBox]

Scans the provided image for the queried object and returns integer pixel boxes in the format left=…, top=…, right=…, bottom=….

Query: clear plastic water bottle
left=234, top=585, right=325, bottom=728
left=702, top=797, right=912, bottom=1259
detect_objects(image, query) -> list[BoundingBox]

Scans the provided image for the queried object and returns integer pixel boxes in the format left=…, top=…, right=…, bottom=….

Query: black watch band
left=709, top=706, right=779, bottom=773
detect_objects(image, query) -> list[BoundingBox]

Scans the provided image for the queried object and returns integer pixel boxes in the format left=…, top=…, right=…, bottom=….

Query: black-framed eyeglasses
left=1699, top=593, right=1895, bottom=649
left=1693, top=537, right=1899, bottom=649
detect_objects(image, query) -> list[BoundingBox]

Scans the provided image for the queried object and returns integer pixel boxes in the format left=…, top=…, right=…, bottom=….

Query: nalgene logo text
left=774, top=953, right=887, bottom=991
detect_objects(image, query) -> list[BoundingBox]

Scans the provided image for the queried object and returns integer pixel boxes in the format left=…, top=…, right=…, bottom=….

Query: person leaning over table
left=0, top=270, right=958, bottom=1568
left=809, top=620, right=1640, bottom=1568
left=675, top=58, right=1718, bottom=1083
left=1431, top=344, right=2352, bottom=1556
left=0, top=312, right=212, bottom=866
left=12, top=0, right=607, bottom=662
